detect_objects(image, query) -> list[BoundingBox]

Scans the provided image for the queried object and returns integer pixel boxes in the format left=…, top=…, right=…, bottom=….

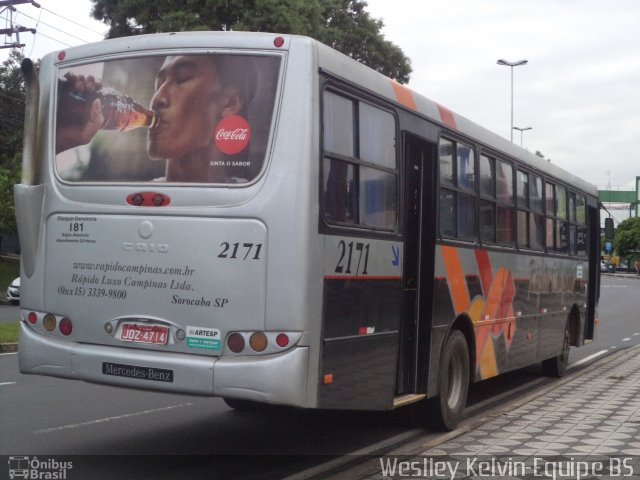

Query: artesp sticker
left=186, top=326, right=221, bottom=351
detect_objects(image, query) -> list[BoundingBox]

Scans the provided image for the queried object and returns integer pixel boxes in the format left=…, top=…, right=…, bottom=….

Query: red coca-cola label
left=214, top=115, right=251, bottom=155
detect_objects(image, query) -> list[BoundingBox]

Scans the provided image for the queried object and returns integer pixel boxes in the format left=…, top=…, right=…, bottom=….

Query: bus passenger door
left=397, top=134, right=437, bottom=394
left=585, top=205, right=599, bottom=341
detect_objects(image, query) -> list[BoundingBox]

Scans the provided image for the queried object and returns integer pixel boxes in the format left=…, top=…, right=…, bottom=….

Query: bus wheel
left=542, top=323, right=570, bottom=377
left=425, top=330, right=470, bottom=431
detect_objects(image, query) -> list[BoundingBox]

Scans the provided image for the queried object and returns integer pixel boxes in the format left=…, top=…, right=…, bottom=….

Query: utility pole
left=0, top=0, right=41, bottom=50
left=0, top=1, right=41, bottom=7
left=497, top=59, right=528, bottom=142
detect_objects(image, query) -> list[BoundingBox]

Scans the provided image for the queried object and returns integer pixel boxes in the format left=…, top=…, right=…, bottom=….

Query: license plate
left=119, top=323, right=169, bottom=345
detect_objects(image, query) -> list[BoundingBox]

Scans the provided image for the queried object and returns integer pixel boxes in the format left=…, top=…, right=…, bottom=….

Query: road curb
left=0, top=342, right=18, bottom=353
left=602, top=272, right=640, bottom=279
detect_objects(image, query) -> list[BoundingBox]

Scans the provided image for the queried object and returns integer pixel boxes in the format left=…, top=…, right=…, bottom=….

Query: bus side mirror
left=604, top=217, right=615, bottom=240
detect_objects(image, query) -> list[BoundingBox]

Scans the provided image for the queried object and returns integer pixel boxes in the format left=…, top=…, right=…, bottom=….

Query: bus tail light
left=249, top=332, right=267, bottom=352
left=227, top=333, right=245, bottom=353
left=59, top=318, right=73, bottom=336
left=43, top=314, right=56, bottom=332
left=276, top=333, right=289, bottom=348
left=126, top=192, right=171, bottom=207
left=23, top=310, right=74, bottom=337
left=225, top=331, right=301, bottom=355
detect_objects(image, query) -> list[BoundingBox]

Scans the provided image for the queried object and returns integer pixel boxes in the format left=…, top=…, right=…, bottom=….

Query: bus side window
left=516, top=170, right=529, bottom=248
left=576, top=194, right=587, bottom=257
left=479, top=155, right=514, bottom=247
left=323, top=91, right=354, bottom=157
left=439, top=138, right=454, bottom=186
left=566, top=191, right=587, bottom=257
left=496, top=160, right=514, bottom=246
left=545, top=182, right=556, bottom=252
left=439, top=138, right=476, bottom=241
left=530, top=174, right=544, bottom=251
left=322, top=89, right=397, bottom=231
left=324, top=159, right=356, bottom=224
left=479, top=154, right=496, bottom=243
left=516, top=170, right=545, bottom=251
left=516, top=170, right=544, bottom=251
left=456, top=143, right=475, bottom=241
left=358, top=103, right=397, bottom=229
left=555, top=186, right=568, bottom=254
left=323, top=91, right=357, bottom=224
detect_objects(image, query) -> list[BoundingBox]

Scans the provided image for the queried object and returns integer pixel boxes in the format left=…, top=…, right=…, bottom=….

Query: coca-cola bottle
left=58, top=77, right=158, bottom=132
left=97, top=87, right=159, bottom=131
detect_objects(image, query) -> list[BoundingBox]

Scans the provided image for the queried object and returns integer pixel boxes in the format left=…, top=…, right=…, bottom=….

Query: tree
left=89, top=0, right=412, bottom=83
left=0, top=51, right=25, bottom=234
left=317, top=0, right=410, bottom=82
left=614, top=216, right=640, bottom=262
left=0, top=51, right=25, bottom=170
left=0, top=167, right=21, bottom=235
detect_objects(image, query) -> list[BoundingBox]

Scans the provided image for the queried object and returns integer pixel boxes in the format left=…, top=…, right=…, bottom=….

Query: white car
left=6, top=277, right=19, bottom=305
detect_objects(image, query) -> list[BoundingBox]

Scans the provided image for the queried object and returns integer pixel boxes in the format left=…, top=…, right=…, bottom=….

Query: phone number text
left=57, top=285, right=128, bottom=300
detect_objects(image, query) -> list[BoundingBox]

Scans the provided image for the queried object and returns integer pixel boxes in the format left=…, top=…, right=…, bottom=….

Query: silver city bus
left=16, top=32, right=600, bottom=430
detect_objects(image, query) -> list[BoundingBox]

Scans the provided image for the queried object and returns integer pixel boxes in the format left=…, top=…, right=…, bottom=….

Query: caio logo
left=214, top=115, right=251, bottom=155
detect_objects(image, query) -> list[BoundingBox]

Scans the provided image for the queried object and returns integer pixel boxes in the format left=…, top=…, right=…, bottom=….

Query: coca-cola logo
left=214, top=115, right=251, bottom=155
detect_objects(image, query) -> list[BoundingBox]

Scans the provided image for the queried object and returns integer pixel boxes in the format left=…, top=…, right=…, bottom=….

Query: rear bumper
left=19, top=322, right=309, bottom=406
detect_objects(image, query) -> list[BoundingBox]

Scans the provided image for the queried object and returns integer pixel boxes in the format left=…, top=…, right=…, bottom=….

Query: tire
left=223, top=397, right=286, bottom=414
left=542, top=322, right=570, bottom=377
left=223, top=397, right=262, bottom=411
left=424, top=330, right=470, bottom=431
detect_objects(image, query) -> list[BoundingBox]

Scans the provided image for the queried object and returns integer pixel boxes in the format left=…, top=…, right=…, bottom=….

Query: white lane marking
left=633, top=333, right=640, bottom=336
left=35, top=402, right=194, bottom=434
left=622, top=338, right=631, bottom=342
left=569, top=349, right=609, bottom=369
left=0, top=352, right=18, bottom=356
left=0, top=382, right=16, bottom=386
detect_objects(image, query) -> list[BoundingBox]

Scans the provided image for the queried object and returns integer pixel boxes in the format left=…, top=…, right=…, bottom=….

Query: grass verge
left=0, top=322, right=19, bottom=343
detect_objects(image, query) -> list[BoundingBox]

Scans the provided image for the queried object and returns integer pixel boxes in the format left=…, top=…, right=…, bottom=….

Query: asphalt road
left=0, top=304, right=19, bottom=324
left=0, top=274, right=638, bottom=479
left=568, top=274, right=640, bottom=364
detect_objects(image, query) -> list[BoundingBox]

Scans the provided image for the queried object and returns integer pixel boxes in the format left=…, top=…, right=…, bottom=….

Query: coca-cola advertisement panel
left=55, top=53, right=281, bottom=184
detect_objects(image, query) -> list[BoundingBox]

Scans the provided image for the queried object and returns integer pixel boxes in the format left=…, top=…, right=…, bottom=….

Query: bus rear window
left=55, top=53, right=281, bottom=184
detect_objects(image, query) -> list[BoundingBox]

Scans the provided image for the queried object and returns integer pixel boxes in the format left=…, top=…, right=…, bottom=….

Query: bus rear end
left=16, top=32, right=319, bottom=408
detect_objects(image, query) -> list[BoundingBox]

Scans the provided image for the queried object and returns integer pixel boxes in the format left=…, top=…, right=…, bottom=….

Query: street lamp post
left=497, top=59, right=528, bottom=142
left=513, top=126, right=532, bottom=147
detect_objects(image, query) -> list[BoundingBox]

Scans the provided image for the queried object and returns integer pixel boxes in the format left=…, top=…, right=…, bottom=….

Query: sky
left=1, top=0, right=638, bottom=195
left=364, top=0, right=640, bottom=192
left=0, top=0, right=106, bottom=59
